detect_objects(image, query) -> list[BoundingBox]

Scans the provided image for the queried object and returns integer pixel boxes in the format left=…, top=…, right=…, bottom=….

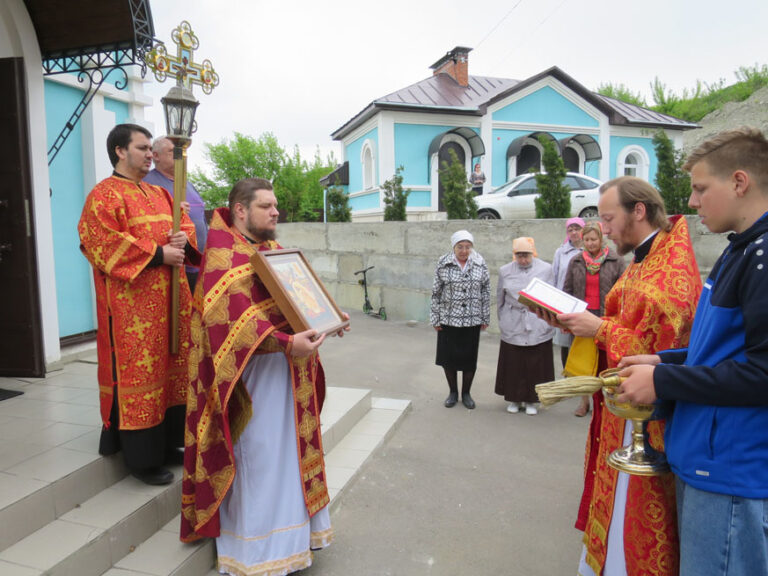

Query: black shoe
left=462, top=393, right=476, bottom=410
left=131, top=466, right=174, bottom=485
left=165, top=448, right=185, bottom=466
left=444, top=392, right=458, bottom=408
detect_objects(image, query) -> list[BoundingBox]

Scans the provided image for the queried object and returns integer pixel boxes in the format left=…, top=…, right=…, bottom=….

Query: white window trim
left=430, top=134, right=472, bottom=210
left=507, top=137, right=545, bottom=180
left=563, top=143, right=586, bottom=174
left=360, top=139, right=376, bottom=190
left=617, top=145, right=650, bottom=181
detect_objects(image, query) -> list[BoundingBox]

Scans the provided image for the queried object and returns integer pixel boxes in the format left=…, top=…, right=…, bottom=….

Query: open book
left=518, top=277, right=588, bottom=316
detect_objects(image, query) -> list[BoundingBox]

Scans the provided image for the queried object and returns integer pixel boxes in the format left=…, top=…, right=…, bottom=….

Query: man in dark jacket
left=618, top=127, right=768, bottom=575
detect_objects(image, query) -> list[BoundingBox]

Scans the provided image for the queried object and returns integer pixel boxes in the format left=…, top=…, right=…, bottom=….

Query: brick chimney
left=430, top=46, right=472, bottom=86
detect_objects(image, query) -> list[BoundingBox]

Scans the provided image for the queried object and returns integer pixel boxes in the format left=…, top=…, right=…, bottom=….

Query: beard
left=612, top=218, right=636, bottom=256
left=247, top=224, right=276, bottom=242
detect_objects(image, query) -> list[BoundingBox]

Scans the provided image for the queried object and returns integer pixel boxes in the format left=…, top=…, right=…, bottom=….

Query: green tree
left=326, top=181, right=351, bottom=222
left=189, top=132, right=285, bottom=208
left=534, top=136, right=570, bottom=218
left=652, top=130, right=693, bottom=215
left=381, top=166, right=411, bottom=221
left=439, top=148, right=477, bottom=219
left=596, top=82, right=647, bottom=107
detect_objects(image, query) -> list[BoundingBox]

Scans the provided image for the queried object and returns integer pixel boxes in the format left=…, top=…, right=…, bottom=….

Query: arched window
left=617, top=145, right=650, bottom=181
left=361, top=140, right=376, bottom=190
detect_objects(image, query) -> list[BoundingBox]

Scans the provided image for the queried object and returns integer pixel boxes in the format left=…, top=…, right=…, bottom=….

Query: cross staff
left=146, top=21, right=219, bottom=354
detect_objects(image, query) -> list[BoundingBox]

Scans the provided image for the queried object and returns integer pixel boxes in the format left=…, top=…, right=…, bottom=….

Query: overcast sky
left=143, top=0, right=768, bottom=172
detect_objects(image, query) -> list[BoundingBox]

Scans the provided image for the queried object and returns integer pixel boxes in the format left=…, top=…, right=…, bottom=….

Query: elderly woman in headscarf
left=552, top=217, right=585, bottom=368
left=430, top=230, right=491, bottom=410
left=494, top=237, right=555, bottom=415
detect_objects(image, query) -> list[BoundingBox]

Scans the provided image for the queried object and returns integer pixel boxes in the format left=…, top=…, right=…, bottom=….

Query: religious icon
left=251, top=249, right=349, bottom=337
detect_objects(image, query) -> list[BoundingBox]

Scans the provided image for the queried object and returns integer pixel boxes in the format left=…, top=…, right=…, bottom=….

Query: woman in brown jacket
left=563, top=222, right=627, bottom=416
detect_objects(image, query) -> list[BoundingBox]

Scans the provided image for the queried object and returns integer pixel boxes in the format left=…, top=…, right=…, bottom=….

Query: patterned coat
left=430, top=251, right=491, bottom=327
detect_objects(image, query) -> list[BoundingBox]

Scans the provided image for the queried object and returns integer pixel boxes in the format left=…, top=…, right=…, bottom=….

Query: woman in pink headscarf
left=551, top=217, right=585, bottom=368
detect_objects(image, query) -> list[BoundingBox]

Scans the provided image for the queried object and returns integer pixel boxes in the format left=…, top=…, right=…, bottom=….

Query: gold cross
left=146, top=21, right=219, bottom=95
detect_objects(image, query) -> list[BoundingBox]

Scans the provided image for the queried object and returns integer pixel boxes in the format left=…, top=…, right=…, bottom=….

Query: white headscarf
left=451, top=230, right=474, bottom=248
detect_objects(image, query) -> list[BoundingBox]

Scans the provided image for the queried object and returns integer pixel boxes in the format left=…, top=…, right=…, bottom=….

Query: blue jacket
left=654, top=213, right=768, bottom=497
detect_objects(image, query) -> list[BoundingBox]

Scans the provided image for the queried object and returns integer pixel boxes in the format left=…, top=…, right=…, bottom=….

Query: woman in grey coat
left=430, top=230, right=491, bottom=409
left=494, top=237, right=555, bottom=415
left=551, top=217, right=585, bottom=367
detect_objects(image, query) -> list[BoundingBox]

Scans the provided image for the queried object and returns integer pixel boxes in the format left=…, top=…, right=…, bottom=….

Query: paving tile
left=0, top=560, right=43, bottom=575
left=115, top=529, right=205, bottom=575
left=0, top=519, right=105, bottom=570
left=325, top=465, right=356, bottom=491
left=0, top=442, right=52, bottom=471
left=22, top=422, right=96, bottom=448
left=5, top=446, right=101, bottom=483
left=52, top=459, right=110, bottom=516
left=361, top=407, right=403, bottom=425
left=60, top=428, right=101, bottom=454
left=323, top=447, right=369, bottom=470
left=0, top=417, right=54, bottom=442
left=348, top=418, right=393, bottom=436
left=334, top=432, right=382, bottom=452
left=0, top=471, right=50, bottom=509
left=371, top=397, right=411, bottom=411
left=61, top=486, right=155, bottom=529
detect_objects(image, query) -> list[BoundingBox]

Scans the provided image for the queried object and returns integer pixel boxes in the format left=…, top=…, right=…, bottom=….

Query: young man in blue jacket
left=617, top=126, right=768, bottom=575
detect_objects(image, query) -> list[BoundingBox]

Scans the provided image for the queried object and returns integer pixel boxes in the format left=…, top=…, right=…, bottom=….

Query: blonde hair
left=684, top=126, right=768, bottom=192
left=581, top=222, right=603, bottom=243
left=600, top=176, right=671, bottom=232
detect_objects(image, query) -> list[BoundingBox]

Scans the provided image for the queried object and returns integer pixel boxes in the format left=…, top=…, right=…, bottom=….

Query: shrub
left=381, top=166, right=411, bottom=221
left=439, top=148, right=477, bottom=219
left=534, top=136, right=570, bottom=218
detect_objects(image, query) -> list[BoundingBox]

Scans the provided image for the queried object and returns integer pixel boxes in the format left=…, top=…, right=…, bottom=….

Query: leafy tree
left=381, top=166, right=411, bottom=221
left=596, top=82, right=647, bottom=107
left=534, top=136, right=570, bottom=218
left=439, top=148, right=477, bottom=219
left=326, top=181, right=351, bottom=222
left=652, top=130, right=694, bottom=216
left=190, top=132, right=285, bottom=208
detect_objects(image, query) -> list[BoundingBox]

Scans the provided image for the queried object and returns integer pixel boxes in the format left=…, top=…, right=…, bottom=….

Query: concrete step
left=137, top=396, right=411, bottom=576
left=0, top=386, right=394, bottom=576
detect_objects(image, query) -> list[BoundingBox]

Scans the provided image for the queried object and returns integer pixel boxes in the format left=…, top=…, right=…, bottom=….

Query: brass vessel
left=600, top=368, right=670, bottom=476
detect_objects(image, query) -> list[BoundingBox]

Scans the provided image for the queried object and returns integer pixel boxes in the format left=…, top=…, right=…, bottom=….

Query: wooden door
left=0, top=58, right=45, bottom=376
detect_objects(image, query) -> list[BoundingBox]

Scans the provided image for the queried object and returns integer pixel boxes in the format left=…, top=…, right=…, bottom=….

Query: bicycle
left=354, top=266, right=387, bottom=320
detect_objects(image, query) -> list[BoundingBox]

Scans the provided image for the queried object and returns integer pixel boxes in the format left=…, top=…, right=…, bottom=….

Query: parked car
left=475, top=172, right=602, bottom=220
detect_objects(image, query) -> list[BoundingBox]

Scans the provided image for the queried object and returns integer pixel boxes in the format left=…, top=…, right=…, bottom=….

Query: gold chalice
left=600, top=368, right=670, bottom=476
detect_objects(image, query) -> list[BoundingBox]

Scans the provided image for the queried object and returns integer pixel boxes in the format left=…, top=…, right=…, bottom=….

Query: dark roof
left=332, top=66, right=697, bottom=140
left=23, top=0, right=154, bottom=72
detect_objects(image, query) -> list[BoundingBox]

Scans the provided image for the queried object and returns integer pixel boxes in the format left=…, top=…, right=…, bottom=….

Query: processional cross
left=146, top=21, right=219, bottom=354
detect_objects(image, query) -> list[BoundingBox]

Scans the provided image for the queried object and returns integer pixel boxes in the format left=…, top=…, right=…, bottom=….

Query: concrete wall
left=278, top=217, right=729, bottom=333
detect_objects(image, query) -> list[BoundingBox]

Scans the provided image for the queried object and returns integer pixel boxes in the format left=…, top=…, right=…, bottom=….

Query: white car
left=475, top=173, right=602, bottom=220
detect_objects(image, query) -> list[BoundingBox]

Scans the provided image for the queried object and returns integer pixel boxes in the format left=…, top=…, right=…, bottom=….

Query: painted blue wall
left=45, top=79, right=132, bottom=338
left=45, top=79, right=93, bottom=338
left=349, top=191, right=381, bottom=211
left=345, top=127, right=378, bottom=193
left=492, top=86, right=599, bottom=128
left=407, top=190, right=431, bottom=208
left=609, top=136, right=657, bottom=183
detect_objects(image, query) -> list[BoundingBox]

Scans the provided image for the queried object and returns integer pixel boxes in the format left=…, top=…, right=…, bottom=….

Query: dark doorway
left=0, top=58, right=45, bottom=376
left=516, top=144, right=541, bottom=176
left=437, top=141, right=465, bottom=211
left=563, top=147, right=580, bottom=172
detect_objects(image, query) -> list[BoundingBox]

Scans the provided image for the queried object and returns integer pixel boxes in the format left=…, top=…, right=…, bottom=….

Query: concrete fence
left=278, top=217, right=729, bottom=333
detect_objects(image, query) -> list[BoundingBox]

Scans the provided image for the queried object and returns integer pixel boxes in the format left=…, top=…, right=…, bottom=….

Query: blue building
left=0, top=0, right=155, bottom=374
left=328, top=46, right=697, bottom=221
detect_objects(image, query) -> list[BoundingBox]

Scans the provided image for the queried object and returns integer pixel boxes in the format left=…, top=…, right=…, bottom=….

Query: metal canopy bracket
left=44, top=0, right=155, bottom=165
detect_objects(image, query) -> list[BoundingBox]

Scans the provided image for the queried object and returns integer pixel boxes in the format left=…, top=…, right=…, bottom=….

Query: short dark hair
left=106, top=123, right=152, bottom=167
left=600, top=176, right=671, bottom=232
left=228, top=178, right=274, bottom=213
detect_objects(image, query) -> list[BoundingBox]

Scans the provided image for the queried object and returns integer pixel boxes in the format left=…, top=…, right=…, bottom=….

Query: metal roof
left=332, top=66, right=698, bottom=140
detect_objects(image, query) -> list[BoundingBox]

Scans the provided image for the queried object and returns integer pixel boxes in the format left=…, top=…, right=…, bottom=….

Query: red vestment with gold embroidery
left=180, top=208, right=329, bottom=542
left=78, top=175, right=198, bottom=431
left=577, top=215, right=702, bottom=576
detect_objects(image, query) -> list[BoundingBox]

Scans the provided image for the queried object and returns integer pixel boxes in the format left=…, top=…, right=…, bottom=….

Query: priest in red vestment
left=544, top=176, right=702, bottom=576
left=182, top=178, right=342, bottom=575
left=78, top=123, right=199, bottom=486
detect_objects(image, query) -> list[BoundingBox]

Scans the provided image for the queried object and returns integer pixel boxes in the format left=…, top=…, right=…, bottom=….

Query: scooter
left=354, top=266, right=386, bottom=320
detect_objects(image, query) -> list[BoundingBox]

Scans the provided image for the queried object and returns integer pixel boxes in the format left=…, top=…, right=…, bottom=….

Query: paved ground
left=303, top=309, right=591, bottom=576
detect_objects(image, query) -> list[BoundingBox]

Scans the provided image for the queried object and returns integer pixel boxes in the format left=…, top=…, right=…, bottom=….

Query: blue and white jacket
left=654, top=213, right=768, bottom=497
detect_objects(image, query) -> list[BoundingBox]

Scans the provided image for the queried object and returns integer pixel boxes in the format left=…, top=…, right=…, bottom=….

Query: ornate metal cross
left=146, top=21, right=219, bottom=94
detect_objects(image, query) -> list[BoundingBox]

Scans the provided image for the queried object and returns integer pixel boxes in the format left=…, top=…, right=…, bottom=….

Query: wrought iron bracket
left=45, top=0, right=156, bottom=165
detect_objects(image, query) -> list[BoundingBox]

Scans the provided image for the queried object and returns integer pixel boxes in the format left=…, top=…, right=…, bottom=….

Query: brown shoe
left=574, top=402, right=590, bottom=417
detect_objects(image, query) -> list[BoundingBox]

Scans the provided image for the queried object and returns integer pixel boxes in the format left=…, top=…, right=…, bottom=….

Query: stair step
left=0, top=387, right=396, bottom=576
